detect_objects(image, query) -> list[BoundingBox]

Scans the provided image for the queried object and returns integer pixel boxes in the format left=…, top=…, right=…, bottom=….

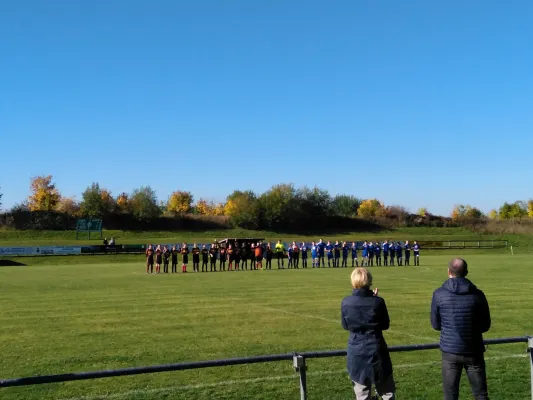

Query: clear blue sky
left=1, top=0, right=532, bottom=216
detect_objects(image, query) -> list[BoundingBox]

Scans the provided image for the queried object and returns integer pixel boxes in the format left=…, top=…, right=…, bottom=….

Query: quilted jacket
left=431, top=277, right=491, bottom=355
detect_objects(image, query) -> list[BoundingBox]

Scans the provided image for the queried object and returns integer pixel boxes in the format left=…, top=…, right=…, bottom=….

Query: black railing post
left=293, top=354, right=307, bottom=400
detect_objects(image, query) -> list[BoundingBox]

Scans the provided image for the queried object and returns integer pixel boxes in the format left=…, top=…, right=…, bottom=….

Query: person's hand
left=373, top=288, right=379, bottom=296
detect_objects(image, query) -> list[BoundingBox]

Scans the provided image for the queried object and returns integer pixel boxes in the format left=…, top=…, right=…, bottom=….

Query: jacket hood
left=442, top=277, right=477, bottom=295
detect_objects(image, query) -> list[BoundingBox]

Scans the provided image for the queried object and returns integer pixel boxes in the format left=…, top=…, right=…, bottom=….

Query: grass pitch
left=0, top=254, right=531, bottom=400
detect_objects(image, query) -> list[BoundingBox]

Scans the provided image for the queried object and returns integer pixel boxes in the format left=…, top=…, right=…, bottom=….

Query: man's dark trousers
left=441, top=352, right=488, bottom=400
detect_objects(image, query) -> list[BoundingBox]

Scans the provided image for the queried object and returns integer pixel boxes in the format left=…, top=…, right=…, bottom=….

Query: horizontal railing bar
left=0, top=336, right=529, bottom=388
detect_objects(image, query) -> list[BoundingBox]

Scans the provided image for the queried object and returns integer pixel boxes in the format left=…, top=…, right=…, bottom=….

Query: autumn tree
left=56, top=197, right=81, bottom=216
left=416, top=207, right=428, bottom=216
left=357, top=199, right=385, bottom=218
left=28, top=175, right=61, bottom=211
left=528, top=200, right=533, bottom=218
left=195, top=199, right=214, bottom=215
left=488, top=209, right=498, bottom=219
left=212, top=202, right=225, bottom=216
left=167, top=191, right=194, bottom=214
left=451, top=204, right=484, bottom=221
left=224, top=190, right=259, bottom=228
left=130, top=186, right=160, bottom=220
left=116, top=192, right=130, bottom=213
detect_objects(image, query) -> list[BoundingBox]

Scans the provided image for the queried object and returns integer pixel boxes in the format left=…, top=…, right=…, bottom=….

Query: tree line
left=0, top=176, right=532, bottom=231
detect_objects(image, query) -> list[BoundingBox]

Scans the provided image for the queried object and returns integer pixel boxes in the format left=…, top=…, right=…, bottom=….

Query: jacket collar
left=352, top=288, right=373, bottom=297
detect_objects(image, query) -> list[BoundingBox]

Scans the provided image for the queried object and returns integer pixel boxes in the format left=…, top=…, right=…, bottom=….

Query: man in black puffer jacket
left=431, top=258, right=491, bottom=400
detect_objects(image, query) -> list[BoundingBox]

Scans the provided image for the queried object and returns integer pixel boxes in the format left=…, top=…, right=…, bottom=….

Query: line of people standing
left=144, top=239, right=421, bottom=274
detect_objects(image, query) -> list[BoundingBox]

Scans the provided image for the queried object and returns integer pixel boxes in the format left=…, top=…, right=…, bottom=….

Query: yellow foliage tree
left=528, top=200, right=533, bottom=218
left=357, top=199, right=385, bottom=218
left=28, top=175, right=61, bottom=211
left=167, top=191, right=194, bottom=214
left=416, top=207, right=428, bottom=216
left=56, top=197, right=80, bottom=216
left=101, top=189, right=116, bottom=212
left=488, top=209, right=498, bottom=219
left=116, top=192, right=129, bottom=212
left=195, top=199, right=213, bottom=215
left=213, top=202, right=225, bottom=216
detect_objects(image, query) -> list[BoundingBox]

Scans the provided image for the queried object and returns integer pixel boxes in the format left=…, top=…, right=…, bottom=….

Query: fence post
left=527, top=336, right=533, bottom=400
left=293, top=354, right=307, bottom=400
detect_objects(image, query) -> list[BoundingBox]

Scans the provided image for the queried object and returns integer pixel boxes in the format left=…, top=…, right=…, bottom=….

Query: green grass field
left=1, top=252, right=532, bottom=400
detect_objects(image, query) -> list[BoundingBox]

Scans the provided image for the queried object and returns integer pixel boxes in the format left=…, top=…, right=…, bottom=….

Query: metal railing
left=1, top=336, right=531, bottom=399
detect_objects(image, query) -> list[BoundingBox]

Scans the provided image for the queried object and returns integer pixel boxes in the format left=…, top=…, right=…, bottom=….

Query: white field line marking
left=57, top=353, right=527, bottom=400
left=255, top=305, right=438, bottom=342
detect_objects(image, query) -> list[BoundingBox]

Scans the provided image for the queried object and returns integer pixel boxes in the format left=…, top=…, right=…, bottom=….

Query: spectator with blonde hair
left=341, top=268, right=396, bottom=400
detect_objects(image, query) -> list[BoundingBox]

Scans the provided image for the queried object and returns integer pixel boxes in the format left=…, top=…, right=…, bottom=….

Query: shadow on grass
left=0, top=259, right=27, bottom=267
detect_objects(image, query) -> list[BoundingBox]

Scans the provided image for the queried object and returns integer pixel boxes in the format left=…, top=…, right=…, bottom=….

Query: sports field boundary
left=1, top=336, right=531, bottom=400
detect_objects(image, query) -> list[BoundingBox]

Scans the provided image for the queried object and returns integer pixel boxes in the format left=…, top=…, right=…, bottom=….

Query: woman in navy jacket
left=341, top=268, right=396, bottom=400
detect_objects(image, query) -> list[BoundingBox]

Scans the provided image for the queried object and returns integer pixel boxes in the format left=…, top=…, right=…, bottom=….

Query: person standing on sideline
left=351, top=242, right=358, bottom=267
left=431, top=258, right=491, bottom=400
left=275, top=240, right=284, bottom=269
left=155, top=245, right=162, bottom=274
left=413, top=241, right=420, bottom=265
left=404, top=241, right=411, bottom=266
left=192, top=243, right=200, bottom=272
left=382, top=241, right=389, bottom=266
left=301, top=242, right=308, bottom=268
left=311, top=241, right=318, bottom=268
left=341, top=268, right=396, bottom=400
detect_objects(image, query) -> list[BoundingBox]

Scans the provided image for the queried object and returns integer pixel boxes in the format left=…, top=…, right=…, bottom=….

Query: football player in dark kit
left=234, top=243, right=241, bottom=271
left=192, top=243, right=200, bottom=272
left=404, top=240, right=411, bottom=266
left=146, top=245, right=154, bottom=274
left=368, top=241, right=375, bottom=267
left=301, top=242, right=308, bottom=268
left=241, top=243, right=249, bottom=270
left=341, top=241, right=349, bottom=268
left=155, top=245, right=163, bottom=274
left=209, top=244, right=218, bottom=272
left=382, top=240, right=389, bottom=266
left=265, top=244, right=273, bottom=270
left=201, top=244, right=209, bottom=272
left=163, top=246, right=170, bottom=273
left=334, top=241, right=341, bottom=268
left=375, top=241, right=382, bottom=266
left=389, top=240, right=395, bottom=266
left=219, top=246, right=227, bottom=271
left=395, top=242, right=403, bottom=266
left=171, top=245, right=179, bottom=273
left=413, top=241, right=420, bottom=265
left=181, top=243, right=189, bottom=273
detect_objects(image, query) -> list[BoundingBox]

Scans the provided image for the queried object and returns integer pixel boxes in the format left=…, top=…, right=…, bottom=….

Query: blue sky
left=1, top=0, right=532, bottom=216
